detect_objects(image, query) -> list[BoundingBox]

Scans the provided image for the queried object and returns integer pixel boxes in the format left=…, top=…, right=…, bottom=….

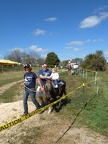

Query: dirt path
left=0, top=82, right=108, bottom=144
left=0, top=80, right=23, bottom=94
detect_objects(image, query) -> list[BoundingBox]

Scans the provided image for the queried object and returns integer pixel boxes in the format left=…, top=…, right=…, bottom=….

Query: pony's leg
left=48, top=106, right=53, bottom=114
left=58, top=100, right=63, bottom=107
left=44, top=97, right=53, bottom=114
left=44, top=97, right=49, bottom=105
left=68, top=69, right=71, bottom=76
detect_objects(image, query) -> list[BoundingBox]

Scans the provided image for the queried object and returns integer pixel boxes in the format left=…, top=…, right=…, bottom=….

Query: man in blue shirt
left=21, top=63, right=44, bottom=116
left=36, top=63, right=52, bottom=107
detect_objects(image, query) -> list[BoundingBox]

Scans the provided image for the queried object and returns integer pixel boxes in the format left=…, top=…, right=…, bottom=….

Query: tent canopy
left=0, top=59, right=20, bottom=66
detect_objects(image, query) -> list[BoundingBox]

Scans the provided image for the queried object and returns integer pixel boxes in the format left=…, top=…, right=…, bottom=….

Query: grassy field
left=0, top=68, right=108, bottom=136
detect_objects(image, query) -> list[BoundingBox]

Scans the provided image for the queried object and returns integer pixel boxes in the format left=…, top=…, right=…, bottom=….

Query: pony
left=44, top=79, right=68, bottom=114
left=67, top=63, right=72, bottom=76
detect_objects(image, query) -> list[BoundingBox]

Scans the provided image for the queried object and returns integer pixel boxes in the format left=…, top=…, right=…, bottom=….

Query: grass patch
left=58, top=71, right=108, bottom=136
left=0, top=67, right=39, bottom=86
left=0, top=83, right=21, bottom=103
left=78, top=95, right=108, bottom=136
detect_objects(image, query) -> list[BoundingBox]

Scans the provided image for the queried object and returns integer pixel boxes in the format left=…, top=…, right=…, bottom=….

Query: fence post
left=94, top=71, right=97, bottom=84
left=82, top=83, right=85, bottom=110
left=2, top=65, right=3, bottom=72
left=96, top=80, right=99, bottom=96
left=83, top=69, right=84, bottom=78
left=86, top=70, right=87, bottom=79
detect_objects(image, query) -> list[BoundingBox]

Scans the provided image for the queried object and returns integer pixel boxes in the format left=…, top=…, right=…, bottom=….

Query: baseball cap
left=24, top=63, right=31, bottom=68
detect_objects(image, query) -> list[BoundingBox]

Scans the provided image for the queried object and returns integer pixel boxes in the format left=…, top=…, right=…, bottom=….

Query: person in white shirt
left=50, top=68, right=59, bottom=88
left=73, top=64, right=78, bottom=75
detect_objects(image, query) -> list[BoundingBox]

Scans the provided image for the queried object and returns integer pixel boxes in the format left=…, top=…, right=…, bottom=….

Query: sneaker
left=36, top=107, right=40, bottom=110
left=55, top=85, right=58, bottom=88
left=21, top=113, right=28, bottom=117
left=38, top=110, right=45, bottom=114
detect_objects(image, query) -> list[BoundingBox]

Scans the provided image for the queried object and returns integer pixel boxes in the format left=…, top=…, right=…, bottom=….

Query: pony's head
left=44, top=80, right=53, bottom=98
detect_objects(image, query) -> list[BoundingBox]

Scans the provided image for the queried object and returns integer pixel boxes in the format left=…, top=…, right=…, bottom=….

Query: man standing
left=21, top=64, right=44, bottom=116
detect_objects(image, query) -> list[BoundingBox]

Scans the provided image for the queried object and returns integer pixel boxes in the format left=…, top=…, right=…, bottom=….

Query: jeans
left=23, top=88, right=40, bottom=114
left=53, top=79, right=58, bottom=86
left=74, top=69, right=77, bottom=75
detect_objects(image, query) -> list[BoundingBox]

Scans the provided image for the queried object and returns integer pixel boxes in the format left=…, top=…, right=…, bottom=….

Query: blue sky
left=0, top=0, right=108, bottom=61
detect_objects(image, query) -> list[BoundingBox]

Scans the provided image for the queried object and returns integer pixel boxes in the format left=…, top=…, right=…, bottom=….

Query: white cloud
left=99, top=12, right=108, bottom=20
left=10, top=47, right=24, bottom=52
left=33, top=28, right=46, bottom=36
left=64, top=46, right=73, bottom=49
left=91, top=39, right=104, bottom=42
left=66, top=39, right=103, bottom=48
left=86, top=39, right=91, bottom=42
left=66, top=41, right=84, bottom=46
left=41, top=54, right=47, bottom=58
left=79, top=12, right=108, bottom=28
left=94, top=6, right=108, bottom=13
left=79, top=16, right=100, bottom=28
left=73, top=48, right=81, bottom=51
left=29, top=45, right=48, bottom=53
left=44, top=17, right=57, bottom=21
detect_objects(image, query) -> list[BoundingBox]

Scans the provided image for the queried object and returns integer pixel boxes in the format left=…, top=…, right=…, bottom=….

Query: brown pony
left=67, top=63, right=72, bottom=75
left=44, top=79, right=67, bottom=113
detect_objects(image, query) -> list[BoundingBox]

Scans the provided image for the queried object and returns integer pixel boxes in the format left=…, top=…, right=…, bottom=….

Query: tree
left=71, top=58, right=83, bottom=65
left=81, top=50, right=106, bottom=71
left=60, top=60, right=69, bottom=67
left=4, top=49, right=22, bottom=63
left=4, top=49, right=44, bottom=66
left=45, top=52, right=60, bottom=67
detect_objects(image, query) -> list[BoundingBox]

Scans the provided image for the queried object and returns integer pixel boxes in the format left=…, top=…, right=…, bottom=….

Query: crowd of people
left=21, top=63, right=60, bottom=116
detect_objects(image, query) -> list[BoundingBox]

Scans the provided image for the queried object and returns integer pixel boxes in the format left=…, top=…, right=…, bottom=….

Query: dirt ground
left=0, top=82, right=108, bottom=144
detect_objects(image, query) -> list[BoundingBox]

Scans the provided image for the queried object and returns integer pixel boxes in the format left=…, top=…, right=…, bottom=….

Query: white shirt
left=50, top=72, right=59, bottom=80
left=73, top=64, right=78, bottom=69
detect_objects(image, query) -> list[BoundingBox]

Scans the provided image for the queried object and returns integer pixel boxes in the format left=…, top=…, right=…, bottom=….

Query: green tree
left=71, top=58, right=83, bottom=65
left=60, top=60, right=69, bottom=67
left=81, top=50, right=106, bottom=71
left=45, top=52, right=60, bottom=67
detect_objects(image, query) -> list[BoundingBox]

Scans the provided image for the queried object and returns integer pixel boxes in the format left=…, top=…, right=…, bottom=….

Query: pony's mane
left=45, top=80, right=53, bottom=91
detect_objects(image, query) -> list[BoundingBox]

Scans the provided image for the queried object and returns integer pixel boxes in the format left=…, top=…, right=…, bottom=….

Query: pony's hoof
left=48, top=107, right=52, bottom=114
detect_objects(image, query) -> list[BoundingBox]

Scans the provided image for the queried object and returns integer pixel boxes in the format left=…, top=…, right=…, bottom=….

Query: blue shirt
left=24, top=72, right=37, bottom=88
left=38, top=69, right=52, bottom=86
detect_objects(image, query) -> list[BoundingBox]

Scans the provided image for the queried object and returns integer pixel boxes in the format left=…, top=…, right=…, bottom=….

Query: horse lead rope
left=24, top=85, right=37, bottom=92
